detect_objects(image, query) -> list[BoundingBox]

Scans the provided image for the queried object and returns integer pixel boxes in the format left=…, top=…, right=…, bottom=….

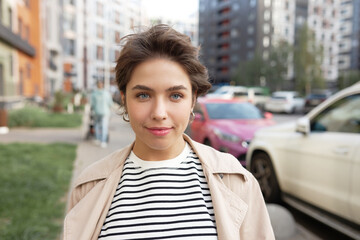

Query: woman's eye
left=171, top=93, right=183, bottom=100
left=136, top=93, right=149, bottom=99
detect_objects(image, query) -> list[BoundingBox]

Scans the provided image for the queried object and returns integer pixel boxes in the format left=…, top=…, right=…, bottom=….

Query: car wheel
left=250, top=152, right=281, bottom=203
left=204, top=138, right=212, bottom=147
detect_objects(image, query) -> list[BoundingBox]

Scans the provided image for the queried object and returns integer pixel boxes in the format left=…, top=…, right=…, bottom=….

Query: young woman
left=63, top=24, right=274, bottom=240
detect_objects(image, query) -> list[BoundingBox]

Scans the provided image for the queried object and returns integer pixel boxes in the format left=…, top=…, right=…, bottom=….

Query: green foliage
left=8, top=105, right=82, bottom=128
left=337, top=71, right=360, bottom=90
left=233, top=41, right=291, bottom=91
left=0, top=143, right=76, bottom=240
left=293, top=24, right=325, bottom=95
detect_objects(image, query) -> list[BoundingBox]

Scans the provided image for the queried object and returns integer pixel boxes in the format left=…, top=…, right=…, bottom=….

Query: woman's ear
left=120, top=91, right=126, bottom=104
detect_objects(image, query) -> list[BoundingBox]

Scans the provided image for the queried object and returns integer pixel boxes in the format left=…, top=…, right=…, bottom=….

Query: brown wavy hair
left=115, top=24, right=211, bottom=107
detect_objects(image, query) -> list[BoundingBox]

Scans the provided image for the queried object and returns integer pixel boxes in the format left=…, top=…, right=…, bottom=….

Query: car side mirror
left=296, top=117, right=310, bottom=135
left=194, top=113, right=204, bottom=121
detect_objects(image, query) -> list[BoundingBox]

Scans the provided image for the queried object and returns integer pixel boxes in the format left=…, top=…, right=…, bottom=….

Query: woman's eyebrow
left=167, top=85, right=188, bottom=92
left=131, top=85, right=188, bottom=92
left=131, top=85, right=153, bottom=91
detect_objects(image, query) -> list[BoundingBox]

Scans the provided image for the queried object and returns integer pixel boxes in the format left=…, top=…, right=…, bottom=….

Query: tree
left=293, top=24, right=325, bottom=95
left=263, top=40, right=292, bottom=91
left=233, top=52, right=264, bottom=87
left=233, top=42, right=290, bottom=92
left=337, top=70, right=360, bottom=90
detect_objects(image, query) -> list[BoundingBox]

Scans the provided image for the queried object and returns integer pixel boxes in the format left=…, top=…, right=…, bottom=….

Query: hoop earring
left=122, top=112, right=130, bottom=122
left=189, top=111, right=195, bottom=123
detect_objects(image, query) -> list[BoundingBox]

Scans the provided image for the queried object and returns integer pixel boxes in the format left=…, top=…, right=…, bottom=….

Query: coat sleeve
left=231, top=173, right=275, bottom=239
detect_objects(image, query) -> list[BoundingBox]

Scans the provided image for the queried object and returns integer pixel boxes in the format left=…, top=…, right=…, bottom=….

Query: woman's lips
left=147, top=127, right=172, bottom=136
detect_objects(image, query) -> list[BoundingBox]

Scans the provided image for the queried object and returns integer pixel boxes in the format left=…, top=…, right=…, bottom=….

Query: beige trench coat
left=63, top=135, right=275, bottom=240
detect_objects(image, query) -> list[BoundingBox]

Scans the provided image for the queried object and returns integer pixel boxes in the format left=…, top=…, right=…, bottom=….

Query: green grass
left=0, top=143, right=76, bottom=240
left=8, top=106, right=82, bottom=128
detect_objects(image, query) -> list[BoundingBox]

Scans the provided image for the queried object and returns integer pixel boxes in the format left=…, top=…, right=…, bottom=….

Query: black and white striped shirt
left=98, top=143, right=218, bottom=240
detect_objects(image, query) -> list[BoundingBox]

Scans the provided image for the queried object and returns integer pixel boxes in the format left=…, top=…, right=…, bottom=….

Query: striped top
left=98, top=143, right=218, bottom=240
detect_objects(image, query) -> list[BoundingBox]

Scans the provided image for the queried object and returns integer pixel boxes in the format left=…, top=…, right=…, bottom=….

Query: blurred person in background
left=64, top=24, right=274, bottom=240
left=91, top=80, right=113, bottom=148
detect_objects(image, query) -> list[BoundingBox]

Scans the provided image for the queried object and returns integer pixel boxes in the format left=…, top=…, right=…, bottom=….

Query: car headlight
left=213, top=128, right=241, bottom=143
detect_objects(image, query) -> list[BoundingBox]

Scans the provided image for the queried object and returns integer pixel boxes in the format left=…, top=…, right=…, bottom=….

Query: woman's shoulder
left=185, top=136, right=251, bottom=179
left=73, top=144, right=132, bottom=187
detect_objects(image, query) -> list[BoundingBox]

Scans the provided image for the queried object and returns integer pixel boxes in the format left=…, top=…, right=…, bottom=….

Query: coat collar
left=74, top=135, right=248, bottom=188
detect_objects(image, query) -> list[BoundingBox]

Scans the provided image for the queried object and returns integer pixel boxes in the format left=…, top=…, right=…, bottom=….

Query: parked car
left=205, top=86, right=248, bottom=99
left=190, top=98, right=275, bottom=166
left=303, top=89, right=333, bottom=113
left=206, top=86, right=270, bottom=110
left=246, top=82, right=360, bottom=238
left=264, top=91, right=305, bottom=114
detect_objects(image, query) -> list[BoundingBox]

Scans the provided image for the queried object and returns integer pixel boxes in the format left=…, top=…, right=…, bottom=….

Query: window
left=97, top=24, right=103, bottom=39
left=263, top=23, right=270, bottom=34
left=8, top=8, right=12, bottom=30
left=114, top=11, right=120, bottom=24
left=26, top=62, right=31, bottom=78
left=263, top=36, right=270, bottom=47
left=311, top=94, right=360, bottom=133
left=96, top=46, right=104, bottom=60
left=9, top=54, right=13, bottom=76
left=97, top=2, right=104, bottom=17
left=114, top=31, right=121, bottom=43
left=18, top=18, right=22, bottom=36
left=24, top=0, right=30, bottom=8
left=264, top=10, right=271, bottom=20
left=0, top=0, right=2, bottom=23
left=0, top=64, right=3, bottom=96
left=25, top=25, right=29, bottom=41
left=65, top=39, right=75, bottom=55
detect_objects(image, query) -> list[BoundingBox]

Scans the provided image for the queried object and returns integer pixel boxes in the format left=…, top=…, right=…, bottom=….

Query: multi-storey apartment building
left=307, top=0, right=341, bottom=86
left=41, top=0, right=63, bottom=97
left=198, top=0, right=295, bottom=84
left=16, top=0, right=43, bottom=98
left=87, top=0, right=141, bottom=90
left=0, top=0, right=39, bottom=101
left=61, top=0, right=141, bottom=93
left=338, top=0, right=360, bottom=71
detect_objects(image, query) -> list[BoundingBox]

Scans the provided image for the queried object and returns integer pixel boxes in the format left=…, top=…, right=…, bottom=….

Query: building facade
left=198, top=0, right=295, bottom=84
left=0, top=0, right=38, bottom=106
left=16, top=0, right=43, bottom=98
left=307, top=0, right=341, bottom=85
left=60, top=0, right=141, bottom=93
left=338, top=0, right=360, bottom=72
left=41, top=0, right=63, bottom=97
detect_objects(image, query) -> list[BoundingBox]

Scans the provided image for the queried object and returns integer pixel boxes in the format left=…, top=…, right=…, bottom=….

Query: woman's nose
left=151, top=98, right=168, bottom=120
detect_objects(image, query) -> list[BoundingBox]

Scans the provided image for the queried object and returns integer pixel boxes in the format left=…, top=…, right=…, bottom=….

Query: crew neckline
left=129, top=143, right=191, bottom=169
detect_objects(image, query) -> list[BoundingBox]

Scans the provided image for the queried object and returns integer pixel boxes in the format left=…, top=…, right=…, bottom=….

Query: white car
left=246, top=83, right=360, bottom=238
left=206, top=86, right=270, bottom=109
left=205, top=86, right=248, bottom=99
left=264, top=91, right=305, bottom=114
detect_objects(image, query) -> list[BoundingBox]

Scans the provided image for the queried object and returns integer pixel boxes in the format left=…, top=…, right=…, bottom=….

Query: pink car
left=190, top=98, right=275, bottom=166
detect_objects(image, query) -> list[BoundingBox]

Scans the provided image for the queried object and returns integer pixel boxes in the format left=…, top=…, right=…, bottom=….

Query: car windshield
left=271, top=96, right=287, bottom=100
left=205, top=102, right=263, bottom=119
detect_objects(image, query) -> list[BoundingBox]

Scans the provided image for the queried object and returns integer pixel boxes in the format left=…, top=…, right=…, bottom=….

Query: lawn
left=8, top=106, right=82, bottom=128
left=0, top=143, right=77, bottom=240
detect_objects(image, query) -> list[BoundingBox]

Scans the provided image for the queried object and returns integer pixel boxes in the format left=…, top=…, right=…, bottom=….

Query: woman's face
left=123, top=58, right=194, bottom=160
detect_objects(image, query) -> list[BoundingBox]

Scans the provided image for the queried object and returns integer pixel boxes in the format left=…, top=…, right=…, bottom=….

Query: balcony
left=0, top=23, right=35, bottom=57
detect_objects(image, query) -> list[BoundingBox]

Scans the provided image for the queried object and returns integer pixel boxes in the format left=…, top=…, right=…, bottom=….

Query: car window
left=233, top=91, right=247, bottom=97
left=194, top=103, right=204, bottom=116
left=205, top=102, right=263, bottom=119
left=311, top=94, right=360, bottom=134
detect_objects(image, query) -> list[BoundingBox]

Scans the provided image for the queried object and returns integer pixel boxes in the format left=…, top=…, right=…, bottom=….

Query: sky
left=141, top=0, right=199, bottom=20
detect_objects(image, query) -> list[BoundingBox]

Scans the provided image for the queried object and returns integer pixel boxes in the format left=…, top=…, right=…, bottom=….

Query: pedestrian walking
left=64, top=24, right=275, bottom=240
left=90, top=80, right=113, bottom=148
